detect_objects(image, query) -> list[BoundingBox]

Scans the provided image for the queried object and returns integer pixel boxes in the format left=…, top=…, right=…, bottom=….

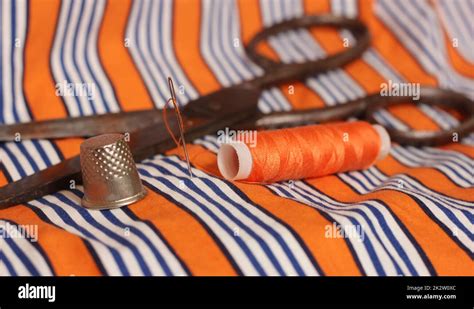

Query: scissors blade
left=0, top=85, right=260, bottom=209
left=0, top=110, right=164, bottom=141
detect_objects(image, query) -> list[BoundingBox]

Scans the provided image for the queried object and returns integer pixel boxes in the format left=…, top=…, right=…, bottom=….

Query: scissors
left=1, top=14, right=473, bottom=209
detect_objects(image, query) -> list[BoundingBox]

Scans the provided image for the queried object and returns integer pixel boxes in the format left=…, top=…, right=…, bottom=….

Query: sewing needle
left=167, top=77, right=194, bottom=178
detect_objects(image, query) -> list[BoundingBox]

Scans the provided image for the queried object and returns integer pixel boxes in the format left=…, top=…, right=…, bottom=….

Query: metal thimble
left=80, top=134, right=146, bottom=210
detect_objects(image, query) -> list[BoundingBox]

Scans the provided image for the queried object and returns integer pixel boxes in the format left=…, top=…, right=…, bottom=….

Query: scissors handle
left=365, top=87, right=474, bottom=146
left=250, top=87, right=474, bottom=146
left=245, top=14, right=370, bottom=89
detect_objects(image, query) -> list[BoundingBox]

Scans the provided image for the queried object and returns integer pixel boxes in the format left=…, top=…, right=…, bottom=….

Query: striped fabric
left=0, top=0, right=472, bottom=276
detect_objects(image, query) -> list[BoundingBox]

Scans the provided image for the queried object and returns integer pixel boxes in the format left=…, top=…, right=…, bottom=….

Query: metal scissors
left=1, top=14, right=473, bottom=209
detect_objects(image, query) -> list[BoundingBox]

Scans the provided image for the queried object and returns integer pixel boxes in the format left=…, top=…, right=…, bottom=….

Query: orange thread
left=239, top=121, right=382, bottom=183
left=162, top=77, right=194, bottom=177
left=162, top=98, right=183, bottom=148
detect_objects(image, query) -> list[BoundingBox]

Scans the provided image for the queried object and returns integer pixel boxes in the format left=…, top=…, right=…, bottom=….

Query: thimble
left=80, top=134, right=146, bottom=210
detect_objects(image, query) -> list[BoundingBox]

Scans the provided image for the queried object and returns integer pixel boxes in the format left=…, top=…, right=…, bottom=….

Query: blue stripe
left=1, top=144, right=28, bottom=178
left=297, top=183, right=408, bottom=275
left=392, top=147, right=470, bottom=185
left=57, top=191, right=152, bottom=275
left=15, top=142, right=40, bottom=171
left=339, top=174, right=422, bottom=275
left=139, top=165, right=268, bottom=275
left=368, top=169, right=473, bottom=250
left=4, top=237, right=39, bottom=275
left=274, top=184, right=388, bottom=275
left=71, top=0, right=96, bottom=114
left=68, top=190, right=174, bottom=276
left=35, top=195, right=130, bottom=276
left=0, top=251, right=17, bottom=275
left=162, top=156, right=308, bottom=275
left=83, top=0, right=110, bottom=113
left=155, top=0, right=192, bottom=103
left=31, top=141, right=53, bottom=167
left=10, top=0, right=20, bottom=122
left=57, top=1, right=84, bottom=115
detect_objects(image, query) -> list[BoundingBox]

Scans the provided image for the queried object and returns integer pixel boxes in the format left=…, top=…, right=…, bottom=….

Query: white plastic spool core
left=217, top=142, right=253, bottom=180
left=217, top=125, right=391, bottom=181
left=372, top=124, right=391, bottom=161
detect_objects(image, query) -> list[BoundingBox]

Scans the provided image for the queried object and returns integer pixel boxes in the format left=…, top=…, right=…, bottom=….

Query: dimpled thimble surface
left=80, top=134, right=146, bottom=210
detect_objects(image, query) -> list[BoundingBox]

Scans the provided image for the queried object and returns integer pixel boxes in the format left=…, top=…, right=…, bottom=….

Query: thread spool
left=217, top=121, right=390, bottom=183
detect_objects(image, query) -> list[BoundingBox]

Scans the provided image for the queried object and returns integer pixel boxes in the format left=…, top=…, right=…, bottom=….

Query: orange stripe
left=22, top=0, right=83, bottom=160
left=173, top=0, right=221, bottom=95
left=351, top=2, right=472, bottom=193
left=0, top=169, right=9, bottom=186
left=98, top=0, right=154, bottom=111
left=432, top=2, right=474, bottom=78
left=376, top=155, right=473, bottom=200
left=178, top=144, right=361, bottom=275
left=304, top=0, right=345, bottom=55
left=359, top=0, right=438, bottom=85
left=23, top=0, right=66, bottom=120
left=305, top=0, right=440, bottom=131
left=358, top=0, right=442, bottom=131
left=54, top=138, right=84, bottom=160
left=234, top=183, right=361, bottom=275
left=238, top=0, right=324, bottom=109
left=304, top=0, right=330, bottom=14
left=443, top=29, right=474, bottom=78
left=346, top=2, right=472, bottom=193
left=129, top=189, right=237, bottom=276
left=303, top=0, right=472, bottom=274
left=14, top=0, right=101, bottom=275
left=0, top=206, right=101, bottom=276
left=441, top=144, right=474, bottom=158
left=359, top=0, right=439, bottom=131
left=306, top=176, right=473, bottom=275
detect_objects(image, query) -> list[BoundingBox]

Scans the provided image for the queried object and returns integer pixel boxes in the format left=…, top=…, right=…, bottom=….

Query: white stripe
left=295, top=181, right=430, bottom=275
left=5, top=143, right=34, bottom=176
left=142, top=162, right=280, bottom=274
left=436, top=1, right=474, bottom=62
left=126, top=0, right=163, bottom=106
left=0, top=253, right=12, bottom=275
left=63, top=0, right=93, bottom=115
left=161, top=0, right=199, bottom=101
left=22, top=141, right=47, bottom=171
left=50, top=0, right=80, bottom=116
left=199, top=0, right=231, bottom=86
left=32, top=194, right=142, bottom=275
left=138, top=166, right=260, bottom=275
left=271, top=184, right=380, bottom=275
left=0, top=238, right=31, bottom=275
left=75, top=0, right=106, bottom=114
left=60, top=191, right=165, bottom=276
left=37, top=140, right=62, bottom=165
left=86, top=0, right=120, bottom=112
left=112, top=210, right=188, bottom=276
left=377, top=0, right=474, bottom=94
left=12, top=0, right=29, bottom=123
left=0, top=220, right=53, bottom=276
left=392, top=147, right=471, bottom=187
left=0, top=147, right=21, bottom=181
left=221, top=0, right=253, bottom=80
left=1, top=0, right=14, bottom=124
left=416, top=195, right=472, bottom=252
left=163, top=156, right=319, bottom=275
left=52, top=192, right=146, bottom=275
left=28, top=198, right=123, bottom=275
left=138, top=0, right=170, bottom=105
